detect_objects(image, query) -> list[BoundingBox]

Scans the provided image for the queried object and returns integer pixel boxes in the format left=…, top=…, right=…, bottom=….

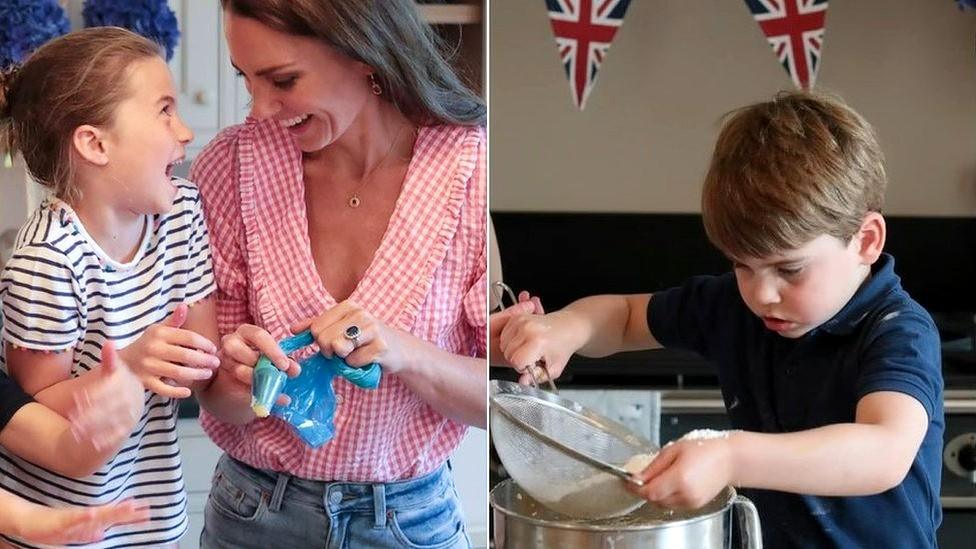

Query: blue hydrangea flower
left=0, top=0, right=70, bottom=69
left=83, top=0, right=180, bottom=61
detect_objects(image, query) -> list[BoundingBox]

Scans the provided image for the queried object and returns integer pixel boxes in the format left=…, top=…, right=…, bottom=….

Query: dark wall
left=493, top=213, right=976, bottom=315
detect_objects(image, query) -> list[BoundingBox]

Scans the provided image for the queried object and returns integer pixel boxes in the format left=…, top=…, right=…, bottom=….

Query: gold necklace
left=348, top=123, right=406, bottom=208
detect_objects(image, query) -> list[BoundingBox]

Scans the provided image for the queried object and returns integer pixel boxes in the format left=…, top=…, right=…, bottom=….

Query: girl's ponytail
left=0, top=66, right=19, bottom=158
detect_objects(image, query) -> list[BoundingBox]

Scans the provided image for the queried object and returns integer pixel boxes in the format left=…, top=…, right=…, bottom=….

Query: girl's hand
left=16, top=499, right=149, bottom=545
left=69, top=341, right=144, bottom=451
left=291, top=300, right=410, bottom=374
left=630, top=437, right=735, bottom=510
left=497, top=311, right=576, bottom=384
left=118, top=304, right=220, bottom=399
left=219, top=323, right=299, bottom=405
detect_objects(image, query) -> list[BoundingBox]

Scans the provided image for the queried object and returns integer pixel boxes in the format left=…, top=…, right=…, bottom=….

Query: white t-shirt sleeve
left=0, top=246, right=81, bottom=351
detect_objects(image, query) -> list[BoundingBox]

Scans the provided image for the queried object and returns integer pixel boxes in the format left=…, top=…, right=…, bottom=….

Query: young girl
left=0, top=27, right=220, bottom=548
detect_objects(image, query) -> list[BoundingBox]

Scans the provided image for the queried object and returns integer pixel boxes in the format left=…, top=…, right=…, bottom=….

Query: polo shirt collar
left=817, top=253, right=899, bottom=336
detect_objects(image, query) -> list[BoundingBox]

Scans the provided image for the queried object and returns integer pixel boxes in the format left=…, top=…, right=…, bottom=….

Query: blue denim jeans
left=200, top=454, right=471, bottom=549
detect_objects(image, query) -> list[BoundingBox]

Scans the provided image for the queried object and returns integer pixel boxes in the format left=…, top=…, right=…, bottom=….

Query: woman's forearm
left=397, top=336, right=486, bottom=428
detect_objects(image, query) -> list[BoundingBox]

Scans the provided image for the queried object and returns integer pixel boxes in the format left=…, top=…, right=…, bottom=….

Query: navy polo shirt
left=648, top=253, right=943, bottom=548
left=0, top=371, right=32, bottom=433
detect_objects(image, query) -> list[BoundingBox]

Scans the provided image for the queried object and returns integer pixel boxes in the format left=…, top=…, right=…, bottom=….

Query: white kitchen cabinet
left=60, top=0, right=246, bottom=159
left=168, top=0, right=245, bottom=158
left=176, top=418, right=222, bottom=549
left=166, top=0, right=250, bottom=158
left=452, top=427, right=489, bottom=548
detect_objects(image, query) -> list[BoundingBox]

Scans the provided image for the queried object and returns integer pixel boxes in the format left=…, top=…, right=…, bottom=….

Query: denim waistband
left=219, top=455, right=453, bottom=526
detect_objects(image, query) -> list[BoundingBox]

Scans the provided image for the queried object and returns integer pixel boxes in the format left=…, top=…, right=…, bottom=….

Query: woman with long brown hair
left=190, top=1, right=486, bottom=546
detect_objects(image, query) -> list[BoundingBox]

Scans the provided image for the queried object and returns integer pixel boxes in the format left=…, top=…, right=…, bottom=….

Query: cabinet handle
left=194, top=90, right=212, bottom=106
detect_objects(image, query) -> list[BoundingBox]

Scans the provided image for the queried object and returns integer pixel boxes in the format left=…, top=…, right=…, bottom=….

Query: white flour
left=665, top=429, right=734, bottom=447
left=680, top=429, right=731, bottom=441
left=539, top=452, right=657, bottom=518
left=622, top=452, right=656, bottom=474
left=539, top=430, right=734, bottom=517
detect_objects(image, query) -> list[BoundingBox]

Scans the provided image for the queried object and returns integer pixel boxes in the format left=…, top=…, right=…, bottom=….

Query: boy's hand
left=118, top=304, right=220, bottom=399
left=517, top=290, right=545, bottom=314
left=69, top=341, right=144, bottom=451
left=489, top=300, right=537, bottom=365
left=630, top=438, right=736, bottom=510
left=497, top=311, right=579, bottom=384
left=17, top=499, right=149, bottom=544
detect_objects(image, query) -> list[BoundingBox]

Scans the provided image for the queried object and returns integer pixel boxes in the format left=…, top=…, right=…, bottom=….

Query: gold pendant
left=348, top=195, right=361, bottom=208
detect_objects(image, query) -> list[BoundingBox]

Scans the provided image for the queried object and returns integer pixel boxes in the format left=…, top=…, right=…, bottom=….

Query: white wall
left=489, top=0, right=976, bottom=215
left=0, top=158, right=28, bottom=244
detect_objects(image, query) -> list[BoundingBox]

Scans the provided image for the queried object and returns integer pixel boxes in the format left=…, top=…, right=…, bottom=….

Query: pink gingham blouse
left=190, top=120, right=487, bottom=482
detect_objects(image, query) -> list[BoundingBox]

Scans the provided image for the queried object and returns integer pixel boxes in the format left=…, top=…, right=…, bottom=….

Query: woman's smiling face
left=223, top=10, right=374, bottom=153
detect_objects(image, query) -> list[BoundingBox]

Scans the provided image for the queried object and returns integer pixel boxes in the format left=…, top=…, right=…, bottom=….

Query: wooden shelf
left=417, top=3, right=482, bottom=25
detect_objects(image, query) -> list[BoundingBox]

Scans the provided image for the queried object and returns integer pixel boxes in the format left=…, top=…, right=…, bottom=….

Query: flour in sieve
left=540, top=452, right=657, bottom=517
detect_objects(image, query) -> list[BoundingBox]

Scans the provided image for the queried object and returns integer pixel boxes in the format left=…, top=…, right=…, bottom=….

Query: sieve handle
left=518, top=360, right=558, bottom=393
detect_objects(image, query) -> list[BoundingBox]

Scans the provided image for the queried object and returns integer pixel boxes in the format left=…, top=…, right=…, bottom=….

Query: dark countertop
left=492, top=345, right=976, bottom=391
left=177, top=396, right=201, bottom=419
left=491, top=347, right=720, bottom=390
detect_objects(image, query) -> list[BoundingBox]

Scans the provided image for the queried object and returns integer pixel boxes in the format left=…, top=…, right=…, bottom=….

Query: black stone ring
left=344, top=325, right=362, bottom=347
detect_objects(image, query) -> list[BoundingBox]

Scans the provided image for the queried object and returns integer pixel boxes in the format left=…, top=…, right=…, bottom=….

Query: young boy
left=0, top=342, right=150, bottom=544
left=493, top=91, right=943, bottom=547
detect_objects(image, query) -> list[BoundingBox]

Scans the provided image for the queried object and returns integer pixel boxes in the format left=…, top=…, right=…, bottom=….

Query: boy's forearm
left=33, top=374, right=102, bottom=418
left=52, top=424, right=126, bottom=477
left=729, top=425, right=915, bottom=495
left=565, top=294, right=657, bottom=357
left=0, top=402, right=118, bottom=478
left=0, top=488, right=34, bottom=538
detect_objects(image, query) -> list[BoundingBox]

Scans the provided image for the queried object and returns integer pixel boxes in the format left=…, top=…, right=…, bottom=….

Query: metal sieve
left=489, top=380, right=659, bottom=519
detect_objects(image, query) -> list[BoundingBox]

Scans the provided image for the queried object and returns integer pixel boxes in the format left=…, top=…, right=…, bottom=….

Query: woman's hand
left=629, top=437, right=735, bottom=510
left=12, top=498, right=149, bottom=545
left=69, top=341, right=144, bottom=451
left=218, top=323, right=300, bottom=404
left=291, top=300, right=410, bottom=374
left=118, top=304, right=220, bottom=399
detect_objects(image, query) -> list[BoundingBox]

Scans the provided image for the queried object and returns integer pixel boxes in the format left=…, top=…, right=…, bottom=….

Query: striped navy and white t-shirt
left=0, top=178, right=215, bottom=548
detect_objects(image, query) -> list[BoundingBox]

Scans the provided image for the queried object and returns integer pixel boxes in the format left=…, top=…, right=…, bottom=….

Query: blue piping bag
left=250, top=330, right=382, bottom=447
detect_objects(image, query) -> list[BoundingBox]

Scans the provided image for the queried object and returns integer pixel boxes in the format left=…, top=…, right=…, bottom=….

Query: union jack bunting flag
left=546, top=0, right=632, bottom=110
left=744, top=0, right=829, bottom=90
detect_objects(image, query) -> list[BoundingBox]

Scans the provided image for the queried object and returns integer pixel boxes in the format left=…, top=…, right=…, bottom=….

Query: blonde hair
left=701, top=90, right=886, bottom=260
left=221, top=0, right=485, bottom=126
left=0, top=27, right=162, bottom=203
